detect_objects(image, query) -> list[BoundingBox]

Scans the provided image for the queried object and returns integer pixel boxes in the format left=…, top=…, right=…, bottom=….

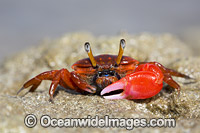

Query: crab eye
left=120, top=39, right=126, bottom=49
left=84, top=42, right=90, bottom=52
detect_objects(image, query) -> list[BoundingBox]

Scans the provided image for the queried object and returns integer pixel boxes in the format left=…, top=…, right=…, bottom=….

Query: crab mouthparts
left=100, top=82, right=126, bottom=99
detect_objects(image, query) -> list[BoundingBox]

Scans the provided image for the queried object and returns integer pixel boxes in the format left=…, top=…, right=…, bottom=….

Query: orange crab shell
left=71, top=54, right=140, bottom=74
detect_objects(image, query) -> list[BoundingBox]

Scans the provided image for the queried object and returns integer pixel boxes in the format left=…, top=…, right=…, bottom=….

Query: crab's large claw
left=101, top=72, right=163, bottom=99
left=101, top=64, right=164, bottom=99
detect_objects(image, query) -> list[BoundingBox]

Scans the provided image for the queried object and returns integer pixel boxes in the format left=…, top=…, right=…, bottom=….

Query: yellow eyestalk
left=84, top=42, right=97, bottom=67
left=116, top=39, right=126, bottom=65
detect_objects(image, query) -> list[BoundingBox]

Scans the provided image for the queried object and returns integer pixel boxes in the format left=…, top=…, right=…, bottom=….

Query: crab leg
left=140, top=62, right=190, bottom=79
left=17, top=70, right=59, bottom=94
left=140, top=62, right=191, bottom=93
left=101, top=63, right=164, bottom=99
left=18, top=69, right=80, bottom=101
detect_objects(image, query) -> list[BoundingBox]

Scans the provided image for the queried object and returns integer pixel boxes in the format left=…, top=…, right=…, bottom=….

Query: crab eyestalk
left=84, top=42, right=97, bottom=67
left=116, top=39, right=126, bottom=65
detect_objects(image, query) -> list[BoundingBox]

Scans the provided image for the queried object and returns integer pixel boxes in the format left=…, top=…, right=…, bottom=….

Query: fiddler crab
left=17, top=39, right=190, bottom=102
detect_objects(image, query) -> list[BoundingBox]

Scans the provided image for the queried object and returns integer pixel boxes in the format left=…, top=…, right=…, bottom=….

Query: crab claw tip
left=17, top=87, right=25, bottom=95
left=100, top=81, right=127, bottom=99
left=100, top=82, right=124, bottom=95
left=103, top=93, right=126, bottom=99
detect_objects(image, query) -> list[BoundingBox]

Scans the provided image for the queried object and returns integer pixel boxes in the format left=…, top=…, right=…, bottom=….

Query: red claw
left=101, top=64, right=164, bottom=99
